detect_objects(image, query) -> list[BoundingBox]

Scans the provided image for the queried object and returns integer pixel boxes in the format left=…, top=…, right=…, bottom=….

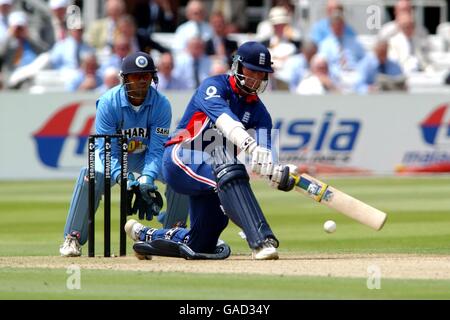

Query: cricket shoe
left=125, top=219, right=157, bottom=242
left=252, top=239, right=279, bottom=260
left=124, top=219, right=145, bottom=241
left=125, top=219, right=154, bottom=260
left=59, top=231, right=82, bottom=257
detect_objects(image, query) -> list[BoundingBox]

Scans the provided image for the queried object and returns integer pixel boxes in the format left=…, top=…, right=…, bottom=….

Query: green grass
left=1, top=177, right=450, bottom=299
left=1, top=268, right=450, bottom=300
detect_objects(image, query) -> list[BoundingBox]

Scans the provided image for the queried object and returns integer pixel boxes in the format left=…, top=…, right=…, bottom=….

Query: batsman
left=126, top=42, right=297, bottom=260
left=60, top=51, right=189, bottom=257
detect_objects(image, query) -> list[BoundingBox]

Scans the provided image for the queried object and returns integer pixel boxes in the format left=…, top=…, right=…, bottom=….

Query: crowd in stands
left=1, top=0, right=450, bottom=94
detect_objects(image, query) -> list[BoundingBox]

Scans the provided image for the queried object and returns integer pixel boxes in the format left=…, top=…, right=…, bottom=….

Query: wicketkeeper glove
left=269, top=164, right=297, bottom=192
left=125, top=172, right=139, bottom=215
left=134, top=175, right=163, bottom=221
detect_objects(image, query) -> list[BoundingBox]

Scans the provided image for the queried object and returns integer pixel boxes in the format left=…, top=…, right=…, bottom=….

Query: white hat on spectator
left=8, top=11, right=28, bottom=27
left=268, top=6, right=291, bottom=25
left=50, top=0, right=70, bottom=9
left=0, top=0, right=13, bottom=6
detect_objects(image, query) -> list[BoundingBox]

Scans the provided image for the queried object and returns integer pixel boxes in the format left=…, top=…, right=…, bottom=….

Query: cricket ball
left=324, top=220, right=336, bottom=233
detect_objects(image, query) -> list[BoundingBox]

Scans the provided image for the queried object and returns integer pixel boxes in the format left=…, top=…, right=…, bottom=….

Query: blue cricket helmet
left=120, top=51, right=159, bottom=100
left=120, top=51, right=157, bottom=75
left=235, top=41, right=274, bottom=73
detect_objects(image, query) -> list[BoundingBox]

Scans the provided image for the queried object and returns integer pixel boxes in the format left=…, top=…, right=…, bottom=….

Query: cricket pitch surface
left=1, top=254, right=449, bottom=280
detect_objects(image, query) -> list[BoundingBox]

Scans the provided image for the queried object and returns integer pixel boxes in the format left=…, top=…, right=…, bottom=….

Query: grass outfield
left=0, top=177, right=449, bottom=299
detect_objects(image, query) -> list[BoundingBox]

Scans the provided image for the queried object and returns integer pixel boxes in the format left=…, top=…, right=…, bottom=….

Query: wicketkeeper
left=60, top=51, right=189, bottom=257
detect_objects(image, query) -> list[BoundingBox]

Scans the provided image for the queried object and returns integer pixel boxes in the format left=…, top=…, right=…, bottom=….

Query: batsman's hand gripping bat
left=290, top=173, right=387, bottom=230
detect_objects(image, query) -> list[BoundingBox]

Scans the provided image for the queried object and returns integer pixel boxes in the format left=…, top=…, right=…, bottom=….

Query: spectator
left=256, top=2, right=301, bottom=44
left=0, top=0, right=12, bottom=44
left=437, top=21, right=450, bottom=52
left=49, top=20, right=94, bottom=70
left=261, top=6, right=300, bottom=74
left=388, top=13, right=430, bottom=73
left=209, top=0, right=247, bottom=33
left=0, top=11, right=46, bottom=88
left=133, top=0, right=177, bottom=34
left=308, top=0, right=356, bottom=46
left=318, top=10, right=366, bottom=75
left=116, top=14, right=169, bottom=54
left=205, top=11, right=238, bottom=67
left=354, top=40, right=405, bottom=94
left=209, top=57, right=229, bottom=76
left=35, top=0, right=70, bottom=51
left=379, top=0, right=428, bottom=41
left=86, top=0, right=125, bottom=52
left=296, top=55, right=339, bottom=95
left=98, top=34, right=131, bottom=77
left=97, top=66, right=120, bottom=93
left=172, top=0, right=213, bottom=53
left=173, top=37, right=212, bottom=89
left=66, top=52, right=102, bottom=92
left=275, top=0, right=302, bottom=32
left=277, top=40, right=317, bottom=92
left=156, top=52, right=189, bottom=90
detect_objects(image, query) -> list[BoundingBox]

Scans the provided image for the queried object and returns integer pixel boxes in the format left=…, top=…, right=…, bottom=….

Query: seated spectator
left=354, top=40, right=405, bottom=94
left=116, top=14, right=169, bottom=54
left=66, top=52, right=102, bottom=92
left=209, top=58, right=229, bottom=76
left=97, top=66, right=120, bottom=93
left=388, top=13, right=430, bottom=73
left=379, top=0, right=428, bottom=41
left=98, top=34, right=131, bottom=76
left=133, top=0, right=177, bottom=35
left=318, top=10, right=366, bottom=75
left=295, top=55, right=339, bottom=95
left=49, top=20, right=94, bottom=70
left=437, top=22, right=450, bottom=52
left=172, top=0, right=213, bottom=53
left=308, top=0, right=356, bottom=46
left=277, top=40, right=317, bottom=92
left=261, top=6, right=300, bottom=72
left=156, top=52, right=189, bottom=90
left=34, top=0, right=70, bottom=51
left=257, top=3, right=301, bottom=43
left=0, top=0, right=12, bottom=44
left=173, top=37, right=212, bottom=89
left=210, top=0, right=247, bottom=33
left=205, top=11, right=238, bottom=67
left=0, top=11, right=46, bottom=88
left=86, top=0, right=125, bottom=52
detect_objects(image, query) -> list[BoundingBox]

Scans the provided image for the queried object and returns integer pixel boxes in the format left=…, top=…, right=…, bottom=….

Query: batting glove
left=269, top=164, right=297, bottom=192
left=250, top=146, right=273, bottom=177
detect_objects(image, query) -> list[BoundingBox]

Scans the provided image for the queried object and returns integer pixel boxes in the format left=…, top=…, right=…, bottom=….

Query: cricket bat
left=291, top=173, right=387, bottom=231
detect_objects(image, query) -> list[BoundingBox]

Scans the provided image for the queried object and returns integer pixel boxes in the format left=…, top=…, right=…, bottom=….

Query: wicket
left=88, top=134, right=128, bottom=257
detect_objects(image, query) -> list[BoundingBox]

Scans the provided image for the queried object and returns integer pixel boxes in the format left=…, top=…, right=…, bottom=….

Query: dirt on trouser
left=1, top=254, right=450, bottom=280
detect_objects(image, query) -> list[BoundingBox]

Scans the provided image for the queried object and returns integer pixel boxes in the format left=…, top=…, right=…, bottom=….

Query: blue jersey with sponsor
left=166, top=75, right=272, bottom=152
left=95, top=84, right=172, bottom=181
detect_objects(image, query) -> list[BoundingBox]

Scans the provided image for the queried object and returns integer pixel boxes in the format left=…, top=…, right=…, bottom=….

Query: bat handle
left=291, top=173, right=329, bottom=202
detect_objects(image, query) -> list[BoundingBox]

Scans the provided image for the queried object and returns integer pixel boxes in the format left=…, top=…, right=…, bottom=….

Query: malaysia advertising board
left=33, top=101, right=96, bottom=171
left=398, top=103, right=450, bottom=174
left=29, top=96, right=450, bottom=177
left=33, top=102, right=363, bottom=173
left=272, top=111, right=365, bottom=174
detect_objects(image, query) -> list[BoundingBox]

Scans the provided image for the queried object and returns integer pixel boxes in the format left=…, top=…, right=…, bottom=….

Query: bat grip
left=291, top=173, right=329, bottom=202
